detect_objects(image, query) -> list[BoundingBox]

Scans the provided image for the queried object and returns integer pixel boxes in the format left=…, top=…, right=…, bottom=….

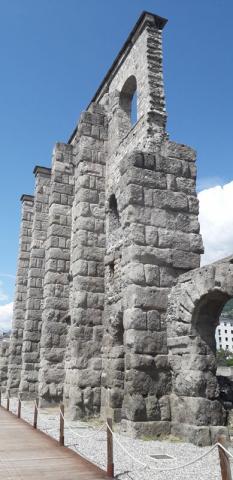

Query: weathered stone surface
left=2, top=11, right=231, bottom=446
left=6, top=195, right=34, bottom=395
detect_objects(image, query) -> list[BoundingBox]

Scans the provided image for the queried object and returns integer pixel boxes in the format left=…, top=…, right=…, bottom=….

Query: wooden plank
left=0, top=407, right=112, bottom=480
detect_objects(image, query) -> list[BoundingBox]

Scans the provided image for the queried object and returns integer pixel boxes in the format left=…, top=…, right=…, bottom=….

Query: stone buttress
left=97, top=12, right=203, bottom=436
left=38, top=144, right=74, bottom=405
left=7, top=195, right=34, bottom=395
left=19, top=167, right=51, bottom=399
left=64, top=103, right=107, bottom=418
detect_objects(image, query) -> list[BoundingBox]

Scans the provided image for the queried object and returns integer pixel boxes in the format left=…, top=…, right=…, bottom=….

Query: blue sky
left=0, top=0, right=232, bottom=320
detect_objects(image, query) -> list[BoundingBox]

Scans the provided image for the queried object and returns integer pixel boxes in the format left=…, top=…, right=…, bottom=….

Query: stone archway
left=166, top=257, right=233, bottom=445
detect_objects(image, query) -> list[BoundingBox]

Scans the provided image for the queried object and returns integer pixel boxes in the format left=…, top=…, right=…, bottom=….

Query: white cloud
left=0, top=302, right=13, bottom=331
left=197, top=176, right=225, bottom=192
left=198, top=180, right=233, bottom=265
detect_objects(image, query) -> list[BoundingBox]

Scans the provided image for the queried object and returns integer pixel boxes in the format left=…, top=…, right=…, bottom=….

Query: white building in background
left=216, top=315, right=233, bottom=352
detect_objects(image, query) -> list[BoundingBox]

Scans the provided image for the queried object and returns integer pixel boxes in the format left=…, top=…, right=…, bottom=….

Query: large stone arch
left=166, top=256, right=233, bottom=445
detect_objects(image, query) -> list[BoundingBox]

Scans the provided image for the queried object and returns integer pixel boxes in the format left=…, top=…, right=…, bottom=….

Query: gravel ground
left=3, top=398, right=233, bottom=480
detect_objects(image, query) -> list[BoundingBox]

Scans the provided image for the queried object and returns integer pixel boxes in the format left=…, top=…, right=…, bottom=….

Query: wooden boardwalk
left=0, top=407, right=110, bottom=479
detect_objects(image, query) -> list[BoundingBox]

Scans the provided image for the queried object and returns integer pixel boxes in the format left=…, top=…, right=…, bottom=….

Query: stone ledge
left=120, top=419, right=171, bottom=438
left=171, top=422, right=230, bottom=446
left=33, top=165, right=51, bottom=176
left=20, top=194, right=34, bottom=202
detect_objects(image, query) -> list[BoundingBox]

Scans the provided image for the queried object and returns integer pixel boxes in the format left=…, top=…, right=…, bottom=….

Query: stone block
left=123, top=308, right=147, bottom=330
left=171, top=423, right=211, bottom=446
left=147, top=310, right=161, bottom=331
left=145, top=226, right=158, bottom=246
left=121, top=419, right=171, bottom=438
left=123, top=394, right=147, bottom=421
left=125, top=329, right=167, bottom=355
left=123, top=284, right=169, bottom=311
left=144, top=264, right=160, bottom=286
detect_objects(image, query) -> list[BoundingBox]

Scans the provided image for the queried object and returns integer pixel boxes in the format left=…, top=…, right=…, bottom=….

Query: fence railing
left=0, top=391, right=113, bottom=476
left=0, top=391, right=233, bottom=480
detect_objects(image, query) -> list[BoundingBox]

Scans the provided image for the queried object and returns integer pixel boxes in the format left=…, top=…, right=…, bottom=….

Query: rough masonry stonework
left=1, top=11, right=231, bottom=445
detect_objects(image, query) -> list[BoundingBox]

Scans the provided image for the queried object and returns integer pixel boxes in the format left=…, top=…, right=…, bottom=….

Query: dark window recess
left=109, top=194, right=120, bottom=231
left=109, top=261, right=115, bottom=276
left=64, top=315, right=71, bottom=326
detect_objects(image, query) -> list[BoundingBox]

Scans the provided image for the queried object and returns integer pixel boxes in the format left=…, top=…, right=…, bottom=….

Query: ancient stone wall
left=1, top=11, right=230, bottom=445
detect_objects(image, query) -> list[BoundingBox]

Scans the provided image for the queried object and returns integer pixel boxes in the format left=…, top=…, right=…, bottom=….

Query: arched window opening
left=192, top=291, right=230, bottom=354
left=192, top=293, right=233, bottom=410
left=119, top=75, right=137, bottom=136
left=108, top=194, right=120, bottom=232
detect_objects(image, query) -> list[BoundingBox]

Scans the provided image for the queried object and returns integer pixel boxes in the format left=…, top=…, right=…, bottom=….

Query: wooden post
left=107, top=418, right=114, bottom=478
left=33, top=398, right=38, bottom=429
left=17, top=398, right=21, bottom=418
left=6, top=394, right=10, bottom=411
left=217, top=435, right=232, bottom=480
left=59, top=404, right=64, bottom=446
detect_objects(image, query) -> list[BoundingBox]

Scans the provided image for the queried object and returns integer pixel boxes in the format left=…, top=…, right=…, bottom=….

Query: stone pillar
left=38, top=144, right=74, bottom=405
left=0, top=339, right=9, bottom=393
left=7, top=195, right=34, bottom=395
left=64, top=103, right=107, bottom=419
left=19, top=167, right=51, bottom=399
left=121, top=146, right=202, bottom=436
left=101, top=141, right=203, bottom=435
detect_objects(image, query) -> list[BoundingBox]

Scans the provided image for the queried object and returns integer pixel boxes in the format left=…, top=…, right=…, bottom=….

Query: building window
left=219, top=337, right=222, bottom=342
left=226, top=345, right=229, bottom=349
left=225, top=330, right=227, bottom=333
left=225, top=337, right=228, bottom=341
left=220, top=344, right=222, bottom=348
left=224, top=323, right=227, bottom=326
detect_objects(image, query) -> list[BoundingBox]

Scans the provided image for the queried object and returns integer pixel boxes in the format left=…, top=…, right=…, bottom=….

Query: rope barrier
left=59, top=407, right=106, bottom=439
left=106, top=423, right=233, bottom=472
left=33, top=401, right=59, bottom=435
left=1, top=396, right=233, bottom=475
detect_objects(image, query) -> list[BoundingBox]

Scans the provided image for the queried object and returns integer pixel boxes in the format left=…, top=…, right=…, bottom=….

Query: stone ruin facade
left=1, top=11, right=232, bottom=445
